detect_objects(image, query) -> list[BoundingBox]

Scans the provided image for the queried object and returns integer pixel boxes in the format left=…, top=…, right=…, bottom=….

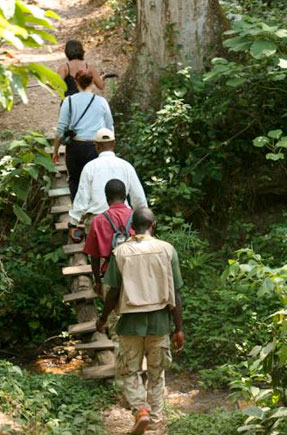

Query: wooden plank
left=82, top=364, right=115, bottom=379
left=68, top=320, right=97, bottom=335
left=51, top=205, right=71, bottom=214
left=62, top=243, right=85, bottom=255
left=55, top=164, right=67, bottom=172
left=55, top=222, right=69, bottom=230
left=45, top=145, right=66, bottom=155
left=62, top=265, right=92, bottom=276
left=48, top=187, right=70, bottom=198
left=63, top=289, right=97, bottom=303
left=75, top=340, right=115, bottom=351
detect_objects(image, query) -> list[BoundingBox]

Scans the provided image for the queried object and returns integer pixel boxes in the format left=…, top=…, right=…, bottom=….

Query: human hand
left=172, top=330, right=184, bottom=353
left=96, top=318, right=107, bottom=333
left=69, top=227, right=84, bottom=243
left=53, top=152, right=59, bottom=164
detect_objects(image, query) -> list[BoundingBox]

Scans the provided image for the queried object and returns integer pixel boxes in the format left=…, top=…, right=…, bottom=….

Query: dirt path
left=0, top=0, right=128, bottom=135
left=103, top=372, right=234, bottom=435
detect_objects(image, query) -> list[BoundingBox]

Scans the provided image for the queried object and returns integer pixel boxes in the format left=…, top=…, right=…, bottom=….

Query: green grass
left=168, top=409, right=244, bottom=435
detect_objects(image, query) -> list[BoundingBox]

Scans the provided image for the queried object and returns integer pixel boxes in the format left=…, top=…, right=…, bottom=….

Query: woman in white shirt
left=53, top=69, right=114, bottom=200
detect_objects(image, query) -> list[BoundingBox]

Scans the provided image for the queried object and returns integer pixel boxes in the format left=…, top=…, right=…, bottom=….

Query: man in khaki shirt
left=97, top=207, right=184, bottom=435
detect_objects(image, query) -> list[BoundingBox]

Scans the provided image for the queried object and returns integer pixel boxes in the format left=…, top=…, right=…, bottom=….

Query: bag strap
left=73, top=94, right=95, bottom=128
left=68, top=96, right=72, bottom=116
left=103, top=212, right=121, bottom=234
left=123, top=212, right=134, bottom=236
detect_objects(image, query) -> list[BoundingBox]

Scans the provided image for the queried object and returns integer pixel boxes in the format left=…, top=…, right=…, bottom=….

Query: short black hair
left=105, top=179, right=126, bottom=202
left=65, top=40, right=85, bottom=60
left=133, top=207, right=155, bottom=232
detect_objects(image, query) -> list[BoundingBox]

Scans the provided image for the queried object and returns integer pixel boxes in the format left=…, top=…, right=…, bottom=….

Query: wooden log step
left=55, top=164, right=67, bottom=172
left=62, top=265, right=92, bottom=276
left=51, top=205, right=71, bottom=214
left=75, top=340, right=115, bottom=351
left=62, top=242, right=85, bottom=255
left=63, top=289, right=97, bottom=303
left=45, top=145, right=66, bottom=155
left=68, top=320, right=97, bottom=335
left=82, top=364, right=115, bottom=379
left=55, top=222, right=69, bottom=230
left=48, top=187, right=70, bottom=198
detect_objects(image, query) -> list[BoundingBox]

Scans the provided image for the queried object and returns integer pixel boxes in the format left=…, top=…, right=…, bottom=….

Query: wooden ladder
left=48, top=145, right=115, bottom=379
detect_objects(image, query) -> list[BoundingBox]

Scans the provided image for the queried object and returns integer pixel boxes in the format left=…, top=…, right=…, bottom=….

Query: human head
left=75, top=69, right=93, bottom=90
left=105, top=179, right=126, bottom=205
left=95, top=128, right=116, bottom=153
left=133, top=207, right=156, bottom=235
left=64, top=40, right=85, bottom=60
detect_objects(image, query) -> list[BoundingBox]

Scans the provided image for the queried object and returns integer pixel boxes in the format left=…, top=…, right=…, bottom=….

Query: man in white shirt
left=68, top=128, right=147, bottom=239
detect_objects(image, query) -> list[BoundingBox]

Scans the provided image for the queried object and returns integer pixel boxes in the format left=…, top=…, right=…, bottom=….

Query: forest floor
left=0, top=0, right=236, bottom=433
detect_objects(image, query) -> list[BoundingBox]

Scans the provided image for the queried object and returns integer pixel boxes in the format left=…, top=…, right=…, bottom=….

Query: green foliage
left=0, top=131, right=55, bottom=225
left=0, top=0, right=65, bottom=110
left=0, top=222, right=72, bottom=345
left=222, top=248, right=287, bottom=433
left=159, top=224, right=277, bottom=373
left=98, top=0, right=136, bottom=40
left=168, top=408, right=244, bottom=435
left=0, top=360, right=114, bottom=434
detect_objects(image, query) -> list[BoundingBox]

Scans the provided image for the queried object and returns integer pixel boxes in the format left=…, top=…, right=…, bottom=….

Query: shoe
left=130, top=409, right=150, bottom=435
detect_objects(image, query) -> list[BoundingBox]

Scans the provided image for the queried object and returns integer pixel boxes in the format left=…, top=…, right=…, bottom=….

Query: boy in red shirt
left=84, top=179, right=135, bottom=337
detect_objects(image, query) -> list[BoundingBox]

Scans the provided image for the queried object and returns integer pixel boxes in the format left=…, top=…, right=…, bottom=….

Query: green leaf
left=266, top=153, right=284, bottom=161
left=260, top=342, right=274, bottom=361
left=248, top=345, right=262, bottom=357
left=11, top=178, right=29, bottom=200
left=24, top=166, right=39, bottom=180
left=244, top=406, right=265, bottom=419
left=278, top=58, right=287, bottom=69
left=34, top=154, right=55, bottom=172
left=275, top=29, right=287, bottom=38
left=269, top=407, right=287, bottom=419
left=279, top=345, right=287, bottom=365
left=226, top=77, right=247, bottom=87
left=28, top=320, right=40, bottom=329
left=253, top=136, right=269, bottom=148
left=268, top=129, right=283, bottom=139
left=13, top=204, right=31, bottom=225
left=250, top=40, right=277, bottom=59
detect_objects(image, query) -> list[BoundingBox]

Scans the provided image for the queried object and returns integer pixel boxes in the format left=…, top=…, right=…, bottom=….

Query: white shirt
left=69, top=151, right=148, bottom=224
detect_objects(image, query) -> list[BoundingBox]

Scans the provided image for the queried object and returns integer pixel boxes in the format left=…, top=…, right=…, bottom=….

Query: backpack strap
left=103, top=212, right=121, bottom=234
left=123, top=212, right=134, bottom=237
left=73, top=94, right=95, bottom=129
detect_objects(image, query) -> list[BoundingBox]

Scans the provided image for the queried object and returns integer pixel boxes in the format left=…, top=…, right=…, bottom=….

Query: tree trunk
left=113, top=0, right=228, bottom=109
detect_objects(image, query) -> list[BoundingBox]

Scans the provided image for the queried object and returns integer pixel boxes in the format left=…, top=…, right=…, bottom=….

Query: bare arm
left=53, top=135, right=61, bottom=163
left=91, top=256, right=103, bottom=297
left=91, top=66, right=105, bottom=90
left=171, top=291, right=183, bottom=332
left=97, top=286, right=120, bottom=331
left=57, top=64, right=67, bottom=80
left=171, top=291, right=184, bottom=352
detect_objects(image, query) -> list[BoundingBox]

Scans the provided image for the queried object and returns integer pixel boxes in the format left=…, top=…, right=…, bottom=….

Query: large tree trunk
left=113, top=0, right=228, bottom=110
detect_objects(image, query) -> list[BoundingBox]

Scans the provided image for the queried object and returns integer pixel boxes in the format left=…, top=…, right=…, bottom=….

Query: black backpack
left=103, top=212, right=134, bottom=249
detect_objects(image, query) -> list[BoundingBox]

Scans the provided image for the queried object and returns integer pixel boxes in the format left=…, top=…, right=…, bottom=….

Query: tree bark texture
left=113, top=0, right=228, bottom=109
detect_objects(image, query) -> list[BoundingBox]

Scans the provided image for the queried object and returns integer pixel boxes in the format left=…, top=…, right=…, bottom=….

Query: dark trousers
left=65, top=140, right=97, bottom=201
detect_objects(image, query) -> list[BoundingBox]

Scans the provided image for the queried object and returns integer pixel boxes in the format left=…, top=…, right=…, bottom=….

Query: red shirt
left=84, top=203, right=135, bottom=259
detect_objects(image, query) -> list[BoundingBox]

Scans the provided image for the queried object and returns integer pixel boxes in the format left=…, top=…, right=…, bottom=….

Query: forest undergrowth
left=2, top=0, right=287, bottom=433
